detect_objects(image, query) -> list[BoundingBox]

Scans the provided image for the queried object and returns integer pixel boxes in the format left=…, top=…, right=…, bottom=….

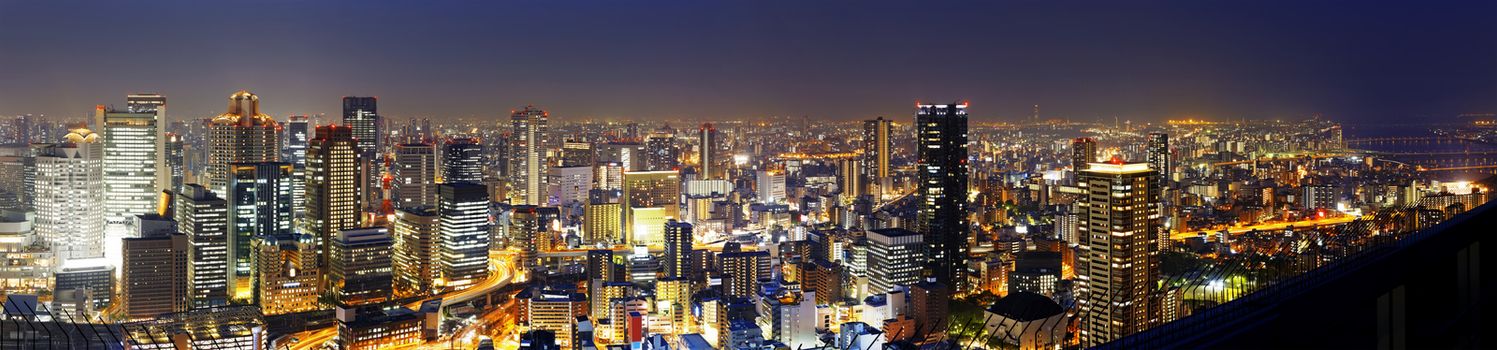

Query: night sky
left=1, top=0, right=1493, bottom=124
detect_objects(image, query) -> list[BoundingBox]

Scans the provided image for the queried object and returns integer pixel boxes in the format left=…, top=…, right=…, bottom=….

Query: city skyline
left=1, top=1, right=1494, bottom=123
left=0, top=2, right=1492, bottom=349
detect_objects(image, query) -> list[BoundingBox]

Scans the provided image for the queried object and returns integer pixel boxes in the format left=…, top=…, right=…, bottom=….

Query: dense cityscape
left=0, top=91, right=1492, bottom=349
left=2, top=2, right=1494, bottom=350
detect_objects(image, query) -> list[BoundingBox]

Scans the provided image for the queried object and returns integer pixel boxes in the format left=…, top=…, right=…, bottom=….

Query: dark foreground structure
left=1103, top=200, right=1496, bottom=349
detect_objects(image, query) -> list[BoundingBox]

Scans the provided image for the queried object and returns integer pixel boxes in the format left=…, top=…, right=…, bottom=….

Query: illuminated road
left=1171, top=215, right=1360, bottom=240
left=286, top=251, right=519, bottom=350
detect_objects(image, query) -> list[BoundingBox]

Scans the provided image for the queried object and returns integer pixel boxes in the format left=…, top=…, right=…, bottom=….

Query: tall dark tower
left=698, top=123, right=722, bottom=180
left=914, top=101, right=969, bottom=291
left=862, top=117, right=892, bottom=198
left=443, top=137, right=484, bottom=184
left=1146, top=132, right=1170, bottom=189
left=663, top=220, right=693, bottom=279
left=342, top=97, right=380, bottom=208
left=341, top=97, right=380, bottom=157
left=1072, top=137, right=1098, bottom=172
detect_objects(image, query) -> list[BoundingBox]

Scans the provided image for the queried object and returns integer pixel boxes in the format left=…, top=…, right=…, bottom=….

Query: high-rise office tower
left=126, top=93, right=166, bottom=114
left=546, top=164, right=592, bottom=207
left=585, top=249, right=616, bottom=282
left=165, top=133, right=184, bottom=193
left=621, top=171, right=680, bottom=245
left=100, top=100, right=163, bottom=236
left=342, top=97, right=382, bottom=209
left=1077, top=161, right=1161, bottom=346
left=509, top=106, right=549, bottom=205
left=698, top=124, right=723, bottom=180
left=438, top=183, right=490, bottom=289
left=34, top=128, right=105, bottom=263
left=442, top=137, right=483, bottom=184
left=175, top=184, right=229, bottom=308
left=839, top=158, right=863, bottom=199
left=206, top=91, right=281, bottom=194
left=718, top=250, right=768, bottom=298
left=306, top=124, right=362, bottom=271
left=756, top=169, right=786, bottom=204
left=560, top=140, right=594, bottom=168
left=866, top=228, right=923, bottom=294
left=285, top=115, right=309, bottom=216
left=663, top=220, right=693, bottom=279
left=226, top=162, right=294, bottom=302
left=394, top=143, right=438, bottom=209
left=0, top=145, right=29, bottom=210
left=645, top=133, right=679, bottom=171
left=121, top=213, right=188, bottom=321
left=285, top=115, right=309, bottom=165
left=1072, top=137, right=1097, bottom=172
left=862, top=117, right=892, bottom=197
left=342, top=97, right=380, bottom=158
left=330, top=227, right=393, bottom=306
left=598, top=142, right=645, bottom=172
left=1146, top=132, right=1170, bottom=189
left=908, top=278, right=950, bottom=339
left=255, top=233, right=319, bottom=316
left=914, top=102, right=970, bottom=290
left=393, top=207, right=439, bottom=297
left=585, top=191, right=622, bottom=245
left=510, top=205, right=544, bottom=271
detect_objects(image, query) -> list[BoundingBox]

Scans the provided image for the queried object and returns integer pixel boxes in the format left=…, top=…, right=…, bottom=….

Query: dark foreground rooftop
left=1101, top=198, right=1496, bottom=349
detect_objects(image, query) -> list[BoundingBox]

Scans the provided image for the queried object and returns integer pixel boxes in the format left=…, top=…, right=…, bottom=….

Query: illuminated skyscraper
left=285, top=115, right=309, bottom=166
left=698, top=124, right=723, bottom=180
left=867, top=228, right=923, bottom=294
left=255, top=233, right=319, bottom=316
left=1077, top=161, right=1161, bottom=346
left=330, top=227, right=393, bottom=306
left=862, top=117, right=892, bottom=197
left=285, top=116, right=309, bottom=215
left=342, top=97, right=381, bottom=206
left=719, top=250, right=767, bottom=298
left=839, top=158, right=863, bottom=199
left=34, top=128, right=105, bottom=263
left=442, top=137, right=483, bottom=184
left=1072, top=137, right=1097, bottom=172
left=165, top=133, right=184, bottom=193
left=126, top=93, right=166, bottom=114
left=120, top=214, right=188, bottom=321
left=306, top=125, right=362, bottom=272
left=227, top=162, right=295, bottom=302
left=546, top=165, right=592, bottom=207
left=393, top=207, right=439, bottom=296
left=756, top=169, right=786, bottom=204
left=914, top=102, right=969, bottom=290
left=621, top=171, right=679, bottom=245
left=560, top=140, right=594, bottom=168
left=394, top=143, right=438, bottom=209
left=438, top=182, right=490, bottom=289
left=0, top=145, right=30, bottom=210
left=645, top=132, right=678, bottom=171
left=509, top=106, right=549, bottom=205
left=342, top=97, right=380, bottom=159
left=1146, top=132, right=1170, bottom=189
left=101, top=98, right=163, bottom=236
left=663, top=220, right=692, bottom=279
left=206, top=91, right=281, bottom=194
left=585, top=191, right=622, bottom=245
left=175, top=184, right=229, bottom=308
left=510, top=205, right=545, bottom=271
